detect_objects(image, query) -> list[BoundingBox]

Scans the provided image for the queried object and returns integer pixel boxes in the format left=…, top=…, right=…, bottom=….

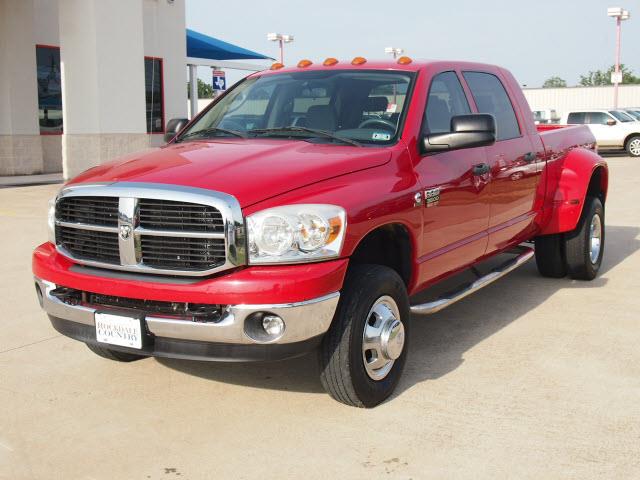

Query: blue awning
left=186, top=29, right=273, bottom=61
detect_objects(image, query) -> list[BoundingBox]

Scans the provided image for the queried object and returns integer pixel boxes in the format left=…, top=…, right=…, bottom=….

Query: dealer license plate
left=95, top=312, right=143, bottom=349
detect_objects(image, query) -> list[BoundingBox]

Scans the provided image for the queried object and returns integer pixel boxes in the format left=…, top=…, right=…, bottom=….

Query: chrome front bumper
left=34, top=277, right=339, bottom=346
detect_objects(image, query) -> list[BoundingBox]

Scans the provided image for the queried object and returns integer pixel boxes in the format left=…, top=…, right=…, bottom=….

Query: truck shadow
left=157, top=225, right=639, bottom=399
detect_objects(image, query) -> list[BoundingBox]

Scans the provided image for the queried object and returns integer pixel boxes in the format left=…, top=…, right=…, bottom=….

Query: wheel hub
left=629, top=138, right=640, bottom=157
left=589, top=213, right=602, bottom=264
left=362, top=296, right=404, bottom=381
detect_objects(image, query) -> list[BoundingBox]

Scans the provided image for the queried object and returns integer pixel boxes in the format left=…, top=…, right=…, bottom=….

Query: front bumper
left=35, top=277, right=340, bottom=361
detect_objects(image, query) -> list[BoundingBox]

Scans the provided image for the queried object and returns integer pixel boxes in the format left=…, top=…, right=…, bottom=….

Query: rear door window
left=463, top=71, right=521, bottom=141
left=424, top=71, right=471, bottom=134
left=567, top=112, right=586, bottom=124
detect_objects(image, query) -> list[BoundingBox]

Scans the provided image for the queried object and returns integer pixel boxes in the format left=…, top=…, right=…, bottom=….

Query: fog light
left=262, top=315, right=285, bottom=336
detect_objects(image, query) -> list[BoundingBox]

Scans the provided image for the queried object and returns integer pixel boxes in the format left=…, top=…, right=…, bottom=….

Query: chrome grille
left=57, top=196, right=119, bottom=227
left=139, top=199, right=224, bottom=233
left=53, top=183, right=246, bottom=277
left=56, top=226, right=120, bottom=264
left=141, top=235, right=226, bottom=271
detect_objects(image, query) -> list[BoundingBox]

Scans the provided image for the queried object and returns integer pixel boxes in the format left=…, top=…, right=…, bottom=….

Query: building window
left=36, top=45, right=63, bottom=134
left=145, top=57, right=164, bottom=133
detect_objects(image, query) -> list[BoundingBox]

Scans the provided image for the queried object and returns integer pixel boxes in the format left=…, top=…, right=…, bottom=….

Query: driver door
left=413, top=71, right=491, bottom=286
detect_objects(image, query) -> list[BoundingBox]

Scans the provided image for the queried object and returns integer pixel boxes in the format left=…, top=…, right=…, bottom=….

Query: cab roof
left=255, top=59, right=504, bottom=76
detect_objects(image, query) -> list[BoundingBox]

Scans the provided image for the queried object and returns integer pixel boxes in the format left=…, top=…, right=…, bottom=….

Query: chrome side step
left=410, top=246, right=535, bottom=315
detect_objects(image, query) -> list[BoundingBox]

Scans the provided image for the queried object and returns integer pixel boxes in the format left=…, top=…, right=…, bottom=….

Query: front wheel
left=86, top=343, right=147, bottom=362
left=319, top=264, right=410, bottom=408
left=626, top=135, right=640, bottom=157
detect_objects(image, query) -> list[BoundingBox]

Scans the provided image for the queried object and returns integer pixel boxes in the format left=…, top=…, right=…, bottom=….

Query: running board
left=410, top=246, right=535, bottom=315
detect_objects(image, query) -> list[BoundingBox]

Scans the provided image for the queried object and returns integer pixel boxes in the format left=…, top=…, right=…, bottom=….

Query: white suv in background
left=561, top=109, right=640, bottom=157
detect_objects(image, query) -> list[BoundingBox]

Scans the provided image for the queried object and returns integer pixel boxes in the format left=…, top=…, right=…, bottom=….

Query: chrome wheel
left=629, top=138, right=640, bottom=157
left=362, top=295, right=405, bottom=381
left=589, top=213, right=602, bottom=264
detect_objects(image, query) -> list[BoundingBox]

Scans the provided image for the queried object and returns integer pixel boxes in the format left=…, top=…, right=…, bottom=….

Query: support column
left=189, top=64, right=198, bottom=119
left=59, top=0, right=149, bottom=179
left=0, top=0, right=44, bottom=176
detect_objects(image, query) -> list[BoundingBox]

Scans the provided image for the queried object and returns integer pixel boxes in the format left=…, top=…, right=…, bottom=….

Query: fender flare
left=538, top=147, right=608, bottom=236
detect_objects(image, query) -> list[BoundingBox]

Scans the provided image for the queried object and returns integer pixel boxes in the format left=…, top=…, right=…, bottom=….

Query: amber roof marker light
left=351, top=57, right=367, bottom=65
left=397, top=56, right=413, bottom=65
left=270, top=62, right=285, bottom=70
left=323, top=57, right=339, bottom=66
left=297, top=59, right=313, bottom=68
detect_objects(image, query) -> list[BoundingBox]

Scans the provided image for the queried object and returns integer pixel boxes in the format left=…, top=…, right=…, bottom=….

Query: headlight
left=47, top=197, right=57, bottom=244
left=247, top=204, right=346, bottom=264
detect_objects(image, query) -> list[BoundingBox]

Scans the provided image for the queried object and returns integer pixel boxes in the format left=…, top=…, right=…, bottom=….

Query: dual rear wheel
left=535, top=196, right=605, bottom=280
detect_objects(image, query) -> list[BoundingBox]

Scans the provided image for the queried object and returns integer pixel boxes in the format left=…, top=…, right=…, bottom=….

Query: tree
left=187, top=78, right=215, bottom=99
left=579, top=64, right=640, bottom=86
left=542, top=76, right=567, bottom=88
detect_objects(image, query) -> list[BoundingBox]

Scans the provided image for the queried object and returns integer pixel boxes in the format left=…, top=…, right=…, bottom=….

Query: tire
left=535, top=234, right=567, bottom=278
left=86, top=343, right=147, bottom=362
left=626, top=135, right=640, bottom=157
left=319, top=264, right=410, bottom=408
left=565, top=196, right=605, bottom=280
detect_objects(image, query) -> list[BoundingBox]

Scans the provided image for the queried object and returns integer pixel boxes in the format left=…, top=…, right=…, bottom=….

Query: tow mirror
left=606, top=119, right=617, bottom=126
left=164, top=118, right=190, bottom=143
left=422, top=114, right=496, bottom=153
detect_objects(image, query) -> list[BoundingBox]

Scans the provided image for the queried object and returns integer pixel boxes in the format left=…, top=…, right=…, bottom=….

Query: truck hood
left=68, top=139, right=392, bottom=207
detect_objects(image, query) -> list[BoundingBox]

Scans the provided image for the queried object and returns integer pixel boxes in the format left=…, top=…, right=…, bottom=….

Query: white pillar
left=189, top=64, right=198, bottom=119
left=59, top=0, right=149, bottom=179
left=0, top=0, right=44, bottom=176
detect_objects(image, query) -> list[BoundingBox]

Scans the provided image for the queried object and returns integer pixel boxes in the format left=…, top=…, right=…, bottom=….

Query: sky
left=186, top=0, right=639, bottom=89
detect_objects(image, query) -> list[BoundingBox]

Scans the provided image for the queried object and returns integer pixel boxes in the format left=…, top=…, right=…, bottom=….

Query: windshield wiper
left=248, top=126, right=362, bottom=147
left=177, top=127, right=247, bottom=142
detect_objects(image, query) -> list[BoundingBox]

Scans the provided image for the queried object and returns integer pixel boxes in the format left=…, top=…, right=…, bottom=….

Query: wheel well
left=624, top=133, right=640, bottom=149
left=349, top=224, right=413, bottom=286
left=586, top=166, right=608, bottom=203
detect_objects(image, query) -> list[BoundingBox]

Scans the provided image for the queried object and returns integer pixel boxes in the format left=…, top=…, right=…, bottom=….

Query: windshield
left=625, top=110, right=640, bottom=120
left=179, top=70, right=415, bottom=146
left=610, top=110, right=635, bottom=122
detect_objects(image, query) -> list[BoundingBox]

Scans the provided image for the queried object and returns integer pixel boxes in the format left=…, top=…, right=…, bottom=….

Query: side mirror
left=422, top=114, right=496, bottom=154
left=164, top=118, right=190, bottom=143
left=606, top=119, right=617, bottom=126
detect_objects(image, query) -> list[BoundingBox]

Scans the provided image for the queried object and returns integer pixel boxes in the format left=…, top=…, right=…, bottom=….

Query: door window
left=567, top=112, right=586, bottom=124
left=424, top=71, right=471, bottom=134
left=463, top=71, right=521, bottom=141
left=587, top=112, right=612, bottom=125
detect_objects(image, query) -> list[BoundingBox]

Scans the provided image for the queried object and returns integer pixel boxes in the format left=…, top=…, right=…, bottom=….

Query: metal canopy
left=186, top=29, right=273, bottom=119
left=186, top=29, right=272, bottom=61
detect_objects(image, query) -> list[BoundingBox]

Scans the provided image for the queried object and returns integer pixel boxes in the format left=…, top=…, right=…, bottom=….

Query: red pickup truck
left=33, top=58, right=608, bottom=407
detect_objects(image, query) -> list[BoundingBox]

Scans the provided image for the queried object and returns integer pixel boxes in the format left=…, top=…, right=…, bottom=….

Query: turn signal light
left=270, top=62, right=285, bottom=70
left=323, top=57, right=339, bottom=66
left=297, top=59, right=313, bottom=68
left=397, top=56, right=412, bottom=65
left=351, top=56, right=367, bottom=65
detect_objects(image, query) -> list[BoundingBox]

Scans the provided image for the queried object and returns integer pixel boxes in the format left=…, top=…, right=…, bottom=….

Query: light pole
left=607, top=7, right=630, bottom=108
left=267, top=33, right=294, bottom=64
left=385, top=47, right=404, bottom=104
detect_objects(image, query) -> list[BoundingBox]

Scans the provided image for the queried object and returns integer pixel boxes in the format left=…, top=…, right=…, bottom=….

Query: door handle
left=523, top=152, right=536, bottom=163
left=472, top=163, right=490, bottom=175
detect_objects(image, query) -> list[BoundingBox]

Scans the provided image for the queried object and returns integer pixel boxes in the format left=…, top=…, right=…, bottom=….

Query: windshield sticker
left=386, top=103, right=397, bottom=113
left=372, top=132, right=391, bottom=141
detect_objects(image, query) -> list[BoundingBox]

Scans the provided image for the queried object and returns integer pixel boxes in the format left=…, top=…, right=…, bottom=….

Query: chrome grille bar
left=53, top=182, right=247, bottom=276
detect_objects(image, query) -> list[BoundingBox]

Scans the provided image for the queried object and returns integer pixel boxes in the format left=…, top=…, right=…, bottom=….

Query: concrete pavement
left=0, top=156, right=639, bottom=479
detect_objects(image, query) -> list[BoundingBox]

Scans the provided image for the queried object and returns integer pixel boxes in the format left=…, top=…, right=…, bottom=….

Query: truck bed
left=537, top=124, right=597, bottom=154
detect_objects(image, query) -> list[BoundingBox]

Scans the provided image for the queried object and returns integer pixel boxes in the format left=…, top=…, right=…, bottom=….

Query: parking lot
left=1, top=155, right=639, bottom=479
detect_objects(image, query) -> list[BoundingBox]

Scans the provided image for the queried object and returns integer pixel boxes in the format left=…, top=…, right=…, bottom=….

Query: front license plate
left=95, top=312, right=143, bottom=349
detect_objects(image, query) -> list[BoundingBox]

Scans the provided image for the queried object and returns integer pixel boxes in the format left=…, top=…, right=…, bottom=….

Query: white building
left=1, top=0, right=190, bottom=178
left=0, top=0, right=269, bottom=179
left=523, top=85, right=640, bottom=119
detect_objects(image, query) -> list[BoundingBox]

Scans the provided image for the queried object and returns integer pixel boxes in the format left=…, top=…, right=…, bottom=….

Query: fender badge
left=425, top=187, right=441, bottom=207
